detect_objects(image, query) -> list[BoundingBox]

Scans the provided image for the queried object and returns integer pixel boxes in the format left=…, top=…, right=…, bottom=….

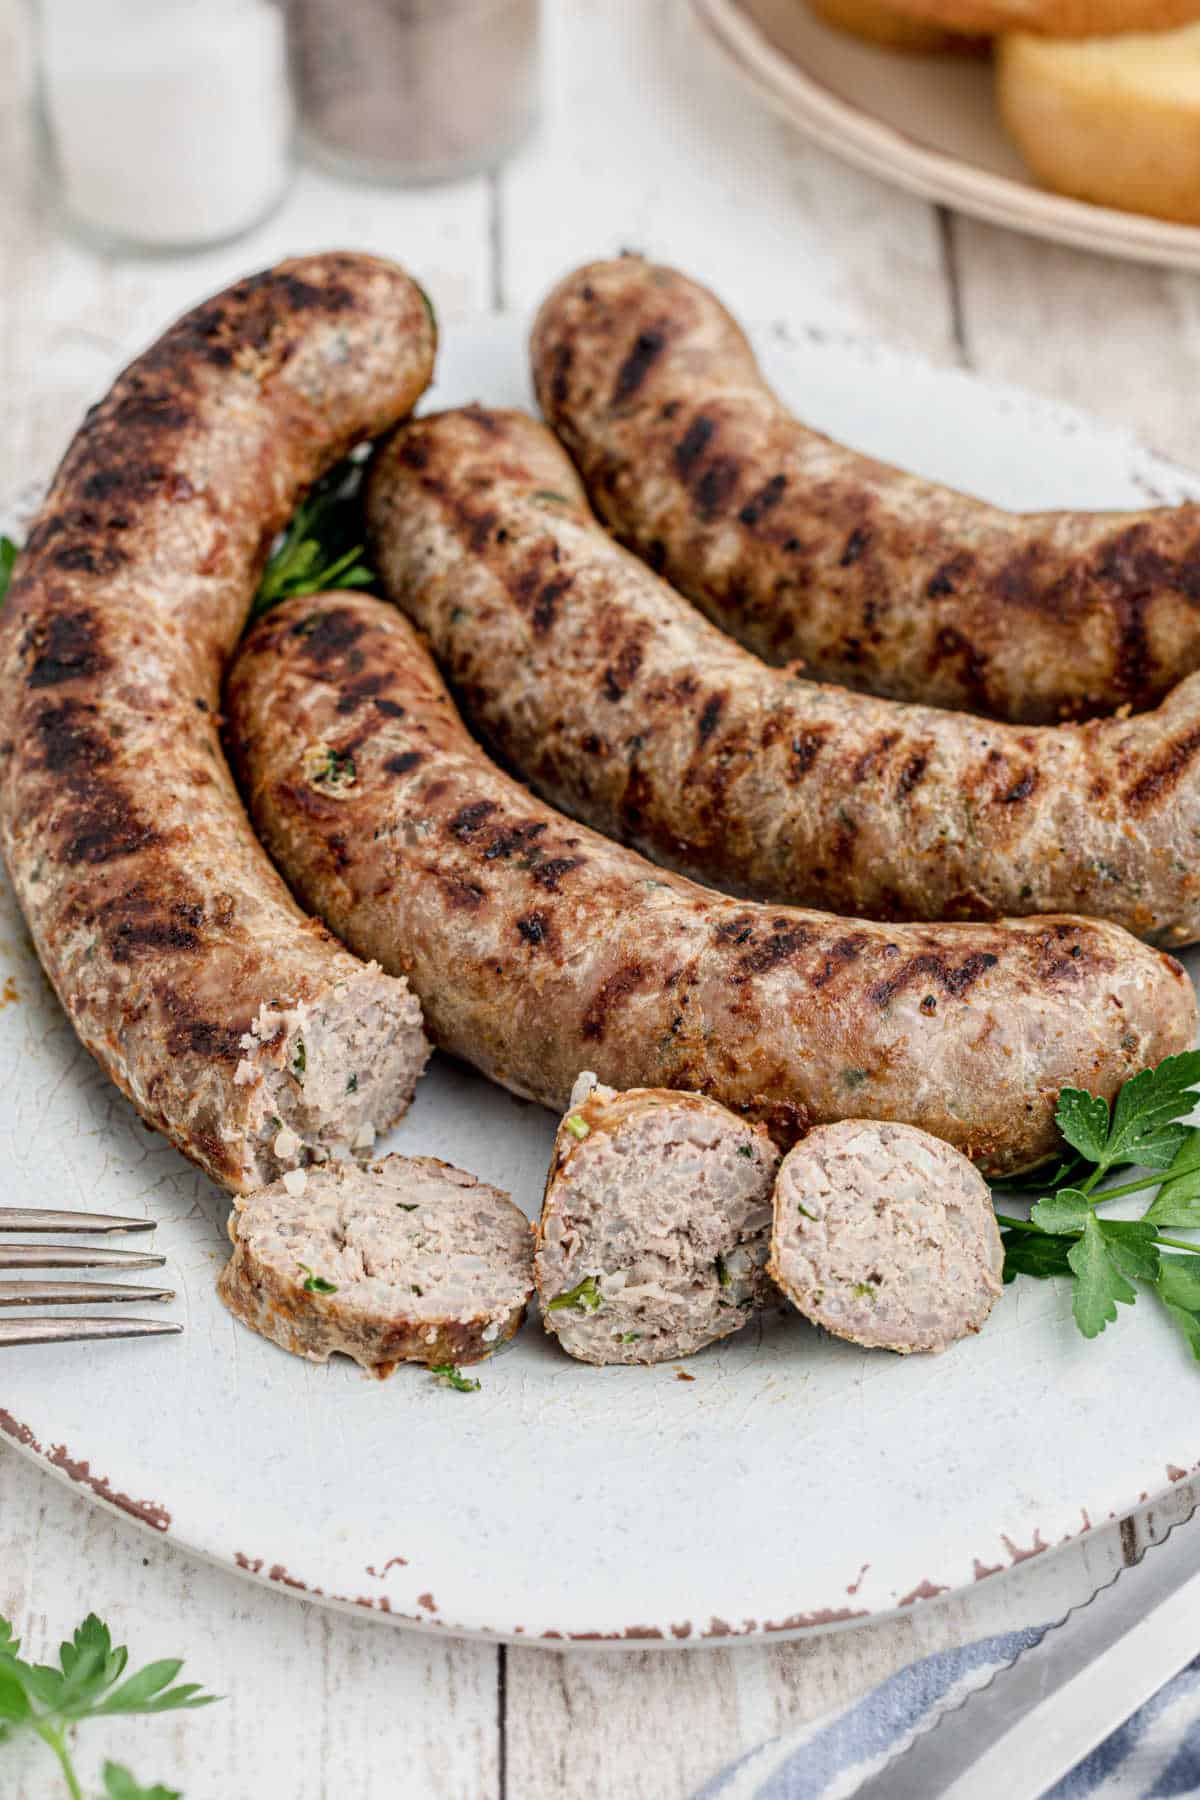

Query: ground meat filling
left=536, top=1075, right=781, bottom=1365
left=768, top=1120, right=1005, bottom=1355
left=237, top=971, right=430, bottom=1183
left=219, top=1155, right=534, bottom=1376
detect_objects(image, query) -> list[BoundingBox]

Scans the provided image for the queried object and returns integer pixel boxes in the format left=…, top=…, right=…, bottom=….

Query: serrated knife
left=853, top=1502, right=1200, bottom=1800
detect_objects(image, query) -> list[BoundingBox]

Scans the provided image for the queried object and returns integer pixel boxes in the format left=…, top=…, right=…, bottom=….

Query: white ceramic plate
left=3, top=315, right=1200, bottom=1648
left=693, top=0, right=1200, bottom=273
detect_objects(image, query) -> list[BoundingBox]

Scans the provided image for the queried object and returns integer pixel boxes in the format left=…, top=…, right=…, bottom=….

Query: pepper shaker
left=291, top=0, right=541, bottom=185
left=31, top=0, right=294, bottom=255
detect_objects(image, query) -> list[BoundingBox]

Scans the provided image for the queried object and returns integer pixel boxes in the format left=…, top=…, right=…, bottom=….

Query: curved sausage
left=224, top=591, right=1196, bottom=1180
left=531, top=256, right=1200, bottom=725
left=367, top=406, right=1200, bottom=947
left=0, top=255, right=436, bottom=1193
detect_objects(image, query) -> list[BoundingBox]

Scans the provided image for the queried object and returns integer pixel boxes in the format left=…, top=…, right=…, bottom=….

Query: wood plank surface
left=1, top=1, right=1197, bottom=1795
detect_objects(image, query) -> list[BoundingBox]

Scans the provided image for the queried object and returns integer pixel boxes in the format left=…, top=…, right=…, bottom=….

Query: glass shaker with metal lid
left=291, top=0, right=541, bottom=184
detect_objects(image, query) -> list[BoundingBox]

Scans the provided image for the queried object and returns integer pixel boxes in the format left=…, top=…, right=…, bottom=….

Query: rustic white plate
left=693, top=0, right=1200, bottom=273
left=3, top=315, right=1200, bottom=1647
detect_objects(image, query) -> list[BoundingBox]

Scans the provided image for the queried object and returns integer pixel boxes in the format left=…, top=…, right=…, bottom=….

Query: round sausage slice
left=536, top=1074, right=781, bottom=1365
left=218, top=1154, right=534, bottom=1376
left=768, top=1121, right=1004, bottom=1354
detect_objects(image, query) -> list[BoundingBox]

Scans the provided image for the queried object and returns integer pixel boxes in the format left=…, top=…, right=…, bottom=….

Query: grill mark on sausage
left=602, top=636, right=644, bottom=701
left=895, top=752, right=928, bottom=801
left=528, top=855, right=584, bottom=891
left=697, top=693, right=725, bottom=744
left=582, top=963, right=647, bottom=1041
left=516, top=910, right=552, bottom=947
left=810, top=934, right=867, bottom=989
left=384, top=751, right=423, bottom=775
left=869, top=949, right=999, bottom=1009
left=734, top=922, right=812, bottom=980
left=1125, top=725, right=1200, bottom=811
left=295, top=610, right=368, bottom=671
left=612, top=328, right=667, bottom=404
left=998, top=768, right=1037, bottom=805
left=483, top=822, right=548, bottom=861
left=926, top=550, right=974, bottom=598
left=449, top=800, right=499, bottom=840
left=439, top=875, right=486, bottom=910
left=374, top=697, right=406, bottom=719
left=850, top=731, right=898, bottom=783
left=336, top=673, right=389, bottom=713
left=739, top=474, right=786, bottom=528
left=789, top=727, right=830, bottom=777
left=531, top=575, right=573, bottom=635
left=693, top=457, right=740, bottom=521
left=840, top=526, right=871, bottom=567
left=674, top=417, right=715, bottom=478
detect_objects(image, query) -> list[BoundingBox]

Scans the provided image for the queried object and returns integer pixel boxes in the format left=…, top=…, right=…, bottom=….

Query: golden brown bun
left=997, top=24, right=1200, bottom=223
left=878, top=0, right=1198, bottom=36
left=805, top=0, right=988, bottom=50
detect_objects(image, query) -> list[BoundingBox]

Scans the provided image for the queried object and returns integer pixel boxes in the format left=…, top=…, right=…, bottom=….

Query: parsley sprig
left=0, top=536, right=17, bottom=604
left=252, top=457, right=375, bottom=621
left=0, top=1611, right=217, bottom=1798
left=430, top=1364, right=481, bottom=1393
left=997, top=1051, right=1200, bottom=1349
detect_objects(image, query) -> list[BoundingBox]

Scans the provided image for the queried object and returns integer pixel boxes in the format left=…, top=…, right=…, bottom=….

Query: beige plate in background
left=693, top=0, right=1200, bottom=271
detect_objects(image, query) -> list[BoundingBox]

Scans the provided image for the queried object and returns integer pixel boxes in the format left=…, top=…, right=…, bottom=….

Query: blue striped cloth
left=697, top=1631, right=1200, bottom=1799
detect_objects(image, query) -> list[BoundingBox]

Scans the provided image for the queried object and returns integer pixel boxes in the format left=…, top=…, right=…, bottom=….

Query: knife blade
left=853, top=1500, right=1200, bottom=1800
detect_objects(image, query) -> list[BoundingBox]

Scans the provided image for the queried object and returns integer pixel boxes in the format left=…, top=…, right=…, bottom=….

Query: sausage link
left=531, top=257, right=1200, bottom=725
left=224, top=592, right=1196, bottom=1180
left=0, top=255, right=435, bottom=1193
left=367, top=406, right=1200, bottom=947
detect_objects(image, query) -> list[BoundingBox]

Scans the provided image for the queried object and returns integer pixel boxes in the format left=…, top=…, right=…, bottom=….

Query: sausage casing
left=532, top=257, right=1200, bottom=725
left=367, top=406, right=1200, bottom=948
left=224, top=592, right=1197, bottom=1179
left=0, top=255, right=435, bottom=1192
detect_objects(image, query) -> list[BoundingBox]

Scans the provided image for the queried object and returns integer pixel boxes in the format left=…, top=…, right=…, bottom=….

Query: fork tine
left=0, top=1317, right=183, bottom=1346
left=0, top=1281, right=175, bottom=1307
left=0, top=1207, right=156, bottom=1234
left=0, top=1244, right=166, bottom=1270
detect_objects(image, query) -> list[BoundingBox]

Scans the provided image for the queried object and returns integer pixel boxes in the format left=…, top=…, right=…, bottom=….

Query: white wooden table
left=2, top=3, right=1199, bottom=1795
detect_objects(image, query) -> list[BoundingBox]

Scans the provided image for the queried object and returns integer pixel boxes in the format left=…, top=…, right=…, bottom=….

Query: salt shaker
left=32, top=0, right=294, bottom=254
left=292, top=0, right=541, bottom=185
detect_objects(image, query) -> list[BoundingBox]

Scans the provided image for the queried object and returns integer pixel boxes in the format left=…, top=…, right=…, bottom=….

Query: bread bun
left=805, top=0, right=987, bottom=51
left=875, top=0, right=1198, bottom=38
left=998, top=23, right=1200, bottom=222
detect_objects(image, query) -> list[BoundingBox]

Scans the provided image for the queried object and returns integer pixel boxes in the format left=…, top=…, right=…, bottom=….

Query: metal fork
left=0, top=1206, right=181, bottom=1346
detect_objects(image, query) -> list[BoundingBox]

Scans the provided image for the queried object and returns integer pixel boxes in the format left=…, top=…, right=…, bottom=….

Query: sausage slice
left=218, top=1154, right=533, bottom=1375
left=536, top=1074, right=780, bottom=1365
left=532, top=256, right=1200, bottom=725
left=368, top=406, right=1200, bottom=946
left=0, top=254, right=435, bottom=1191
left=223, top=591, right=1197, bottom=1179
left=768, top=1121, right=1005, bottom=1353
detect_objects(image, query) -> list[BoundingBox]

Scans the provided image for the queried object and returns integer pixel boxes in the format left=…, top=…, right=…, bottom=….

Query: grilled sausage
left=768, top=1121, right=1005, bottom=1355
left=367, top=406, right=1200, bottom=947
left=224, top=592, right=1196, bottom=1179
left=219, top=1154, right=534, bottom=1374
left=531, top=256, right=1200, bottom=725
left=0, top=254, right=436, bottom=1193
left=536, top=1073, right=780, bottom=1365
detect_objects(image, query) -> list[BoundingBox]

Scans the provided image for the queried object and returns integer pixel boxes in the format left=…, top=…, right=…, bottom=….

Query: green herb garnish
left=0, top=1609, right=216, bottom=1798
left=563, top=1114, right=590, bottom=1140
left=0, top=537, right=17, bottom=605
left=736, top=1144, right=755, bottom=1159
left=310, top=747, right=356, bottom=792
left=252, top=459, right=375, bottom=620
left=291, top=1038, right=306, bottom=1080
left=715, top=1254, right=732, bottom=1289
left=346, top=1073, right=358, bottom=1093
left=531, top=490, right=572, bottom=506
left=298, top=1265, right=337, bottom=1295
left=430, top=1364, right=480, bottom=1393
left=547, top=1275, right=602, bottom=1313
left=997, top=1051, right=1200, bottom=1351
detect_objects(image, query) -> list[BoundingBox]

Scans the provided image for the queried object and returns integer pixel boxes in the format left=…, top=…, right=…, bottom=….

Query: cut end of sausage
left=768, top=1121, right=1004, bottom=1355
left=218, top=1153, right=534, bottom=1376
left=536, top=1077, right=782, bottom=1365
left=233, top=964, right=431, bottom=1190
